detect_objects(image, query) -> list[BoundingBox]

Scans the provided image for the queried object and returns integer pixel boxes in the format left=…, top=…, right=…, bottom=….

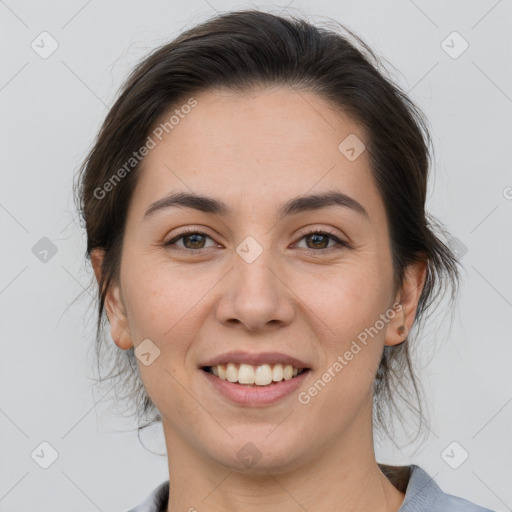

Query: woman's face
left=99, top=87, right=423, bottom=473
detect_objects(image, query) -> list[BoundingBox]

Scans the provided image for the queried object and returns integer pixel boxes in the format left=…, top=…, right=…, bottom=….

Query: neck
left=162, top=407, right=405, bottom=512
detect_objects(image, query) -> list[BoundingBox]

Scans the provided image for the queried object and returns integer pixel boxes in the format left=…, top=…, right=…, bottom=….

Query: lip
left=199, top=351, right=311, bottom=369
left=201, top=367, right=310, bottom=406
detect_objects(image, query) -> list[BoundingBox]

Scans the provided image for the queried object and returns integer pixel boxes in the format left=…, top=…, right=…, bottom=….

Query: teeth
left=226, top=363, right=238, bottom=383
left=238, top=364, right=255, bottom=384
left=254, top=364, right=273, bottom=385
left=272, top=364, right=283, bottom=382
left=208, top=363, right=304, bottom=386
left=283, top=365, right=293, bottom=380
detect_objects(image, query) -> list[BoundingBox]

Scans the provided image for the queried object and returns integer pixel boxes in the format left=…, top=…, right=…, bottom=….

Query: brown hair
left=75, top=8, right=460, bottom=445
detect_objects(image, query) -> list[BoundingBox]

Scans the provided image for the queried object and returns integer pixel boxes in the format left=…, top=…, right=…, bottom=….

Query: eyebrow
left=144, top=190, right=370, bottom=221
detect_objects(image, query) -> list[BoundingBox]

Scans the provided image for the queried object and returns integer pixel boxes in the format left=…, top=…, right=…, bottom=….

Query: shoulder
left=125, top=466, right=497, bottom=512
left=124, top=480, right=169, bottom=512
left=399, top=464, right=496, bottom=512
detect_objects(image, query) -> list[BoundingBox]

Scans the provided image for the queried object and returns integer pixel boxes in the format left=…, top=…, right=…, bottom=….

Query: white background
left=1, top=0, right=511, bottom=511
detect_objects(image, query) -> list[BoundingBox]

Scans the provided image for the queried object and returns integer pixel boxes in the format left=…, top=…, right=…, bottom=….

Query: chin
left=202, top=426, right=306, bottom=475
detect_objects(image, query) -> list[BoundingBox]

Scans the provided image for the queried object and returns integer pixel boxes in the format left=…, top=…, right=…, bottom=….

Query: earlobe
left=384, top=301, right=408, bottom=347
left=105, top=287, right=133, bottom=350
left=90, top=248, right=133, bottom=350
left=385, top=260, right=427, bottom=347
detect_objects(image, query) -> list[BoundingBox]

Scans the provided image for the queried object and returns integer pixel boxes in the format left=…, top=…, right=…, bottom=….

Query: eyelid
left=164, top=225, right=350, bottom=253
left=292, top=226, right=350, bottom=252
left=294, top=226, right=347, bottom=243
left=164, top=226, right=220, bottom=248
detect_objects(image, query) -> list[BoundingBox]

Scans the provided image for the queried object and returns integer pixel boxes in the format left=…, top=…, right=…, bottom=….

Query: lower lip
left=201, top=369, right=310, bottom=406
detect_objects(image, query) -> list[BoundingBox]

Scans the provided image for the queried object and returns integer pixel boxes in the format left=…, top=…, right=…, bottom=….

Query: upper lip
left=200, top=351, right=311, bottom=369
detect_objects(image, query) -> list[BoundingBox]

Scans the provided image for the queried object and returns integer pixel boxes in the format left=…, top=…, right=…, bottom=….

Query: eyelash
left=163, top=227, right=349, bottom=256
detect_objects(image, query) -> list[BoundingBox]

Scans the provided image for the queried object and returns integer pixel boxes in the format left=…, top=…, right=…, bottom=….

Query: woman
left=76, top=9, right=495, bottom=512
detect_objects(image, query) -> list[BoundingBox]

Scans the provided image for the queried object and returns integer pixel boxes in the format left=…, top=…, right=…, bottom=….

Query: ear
left=90, top=249, right=133, bottom=350
left=385, top=259, right=428, bottom=347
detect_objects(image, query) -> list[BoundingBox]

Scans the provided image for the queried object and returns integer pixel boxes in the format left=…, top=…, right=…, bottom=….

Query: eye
left=163, top=228, right=218, bottom=252
left=163, top=227, right=349, bottom=255
left=293, top=228, right=349, bottom=255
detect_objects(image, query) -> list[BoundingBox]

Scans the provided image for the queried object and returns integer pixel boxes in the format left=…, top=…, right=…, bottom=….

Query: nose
left=215, top=245, right=295, bottom=333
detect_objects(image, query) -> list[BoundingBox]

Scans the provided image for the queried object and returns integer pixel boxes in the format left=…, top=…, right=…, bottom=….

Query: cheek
left=121, top=255, right=220, bottom=351
left=296, top=258, right=390, bottom=340
left=298, top=259, right=391, bottom=397
left=120, top=256, right=182, bottom=341
left=119, top=260, right=209, bottom=426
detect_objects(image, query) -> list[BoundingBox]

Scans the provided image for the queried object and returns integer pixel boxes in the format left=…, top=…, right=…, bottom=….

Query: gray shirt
left=125, top=464, right=495, bottom=511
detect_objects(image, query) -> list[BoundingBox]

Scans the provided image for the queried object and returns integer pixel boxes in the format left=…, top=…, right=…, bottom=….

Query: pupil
left=185, top=234, right=205, bottom=249
left=308, top=234, right=327, bottom=249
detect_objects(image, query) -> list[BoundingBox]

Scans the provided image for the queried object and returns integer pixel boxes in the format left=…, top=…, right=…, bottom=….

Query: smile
left=203, top=363, right=307, bottom=386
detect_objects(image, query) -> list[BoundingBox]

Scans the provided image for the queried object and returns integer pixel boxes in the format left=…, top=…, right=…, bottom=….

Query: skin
left=92, top=86, right=427, bottom=512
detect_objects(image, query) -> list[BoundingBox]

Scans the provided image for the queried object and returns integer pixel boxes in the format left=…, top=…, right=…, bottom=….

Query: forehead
left=130, top=87, right=385, bottom=224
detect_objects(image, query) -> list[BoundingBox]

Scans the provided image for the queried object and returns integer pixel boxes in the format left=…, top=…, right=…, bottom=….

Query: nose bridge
left=216, top=233, right=294, bottom=330
left=235, top=234, right=277, bottom=288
